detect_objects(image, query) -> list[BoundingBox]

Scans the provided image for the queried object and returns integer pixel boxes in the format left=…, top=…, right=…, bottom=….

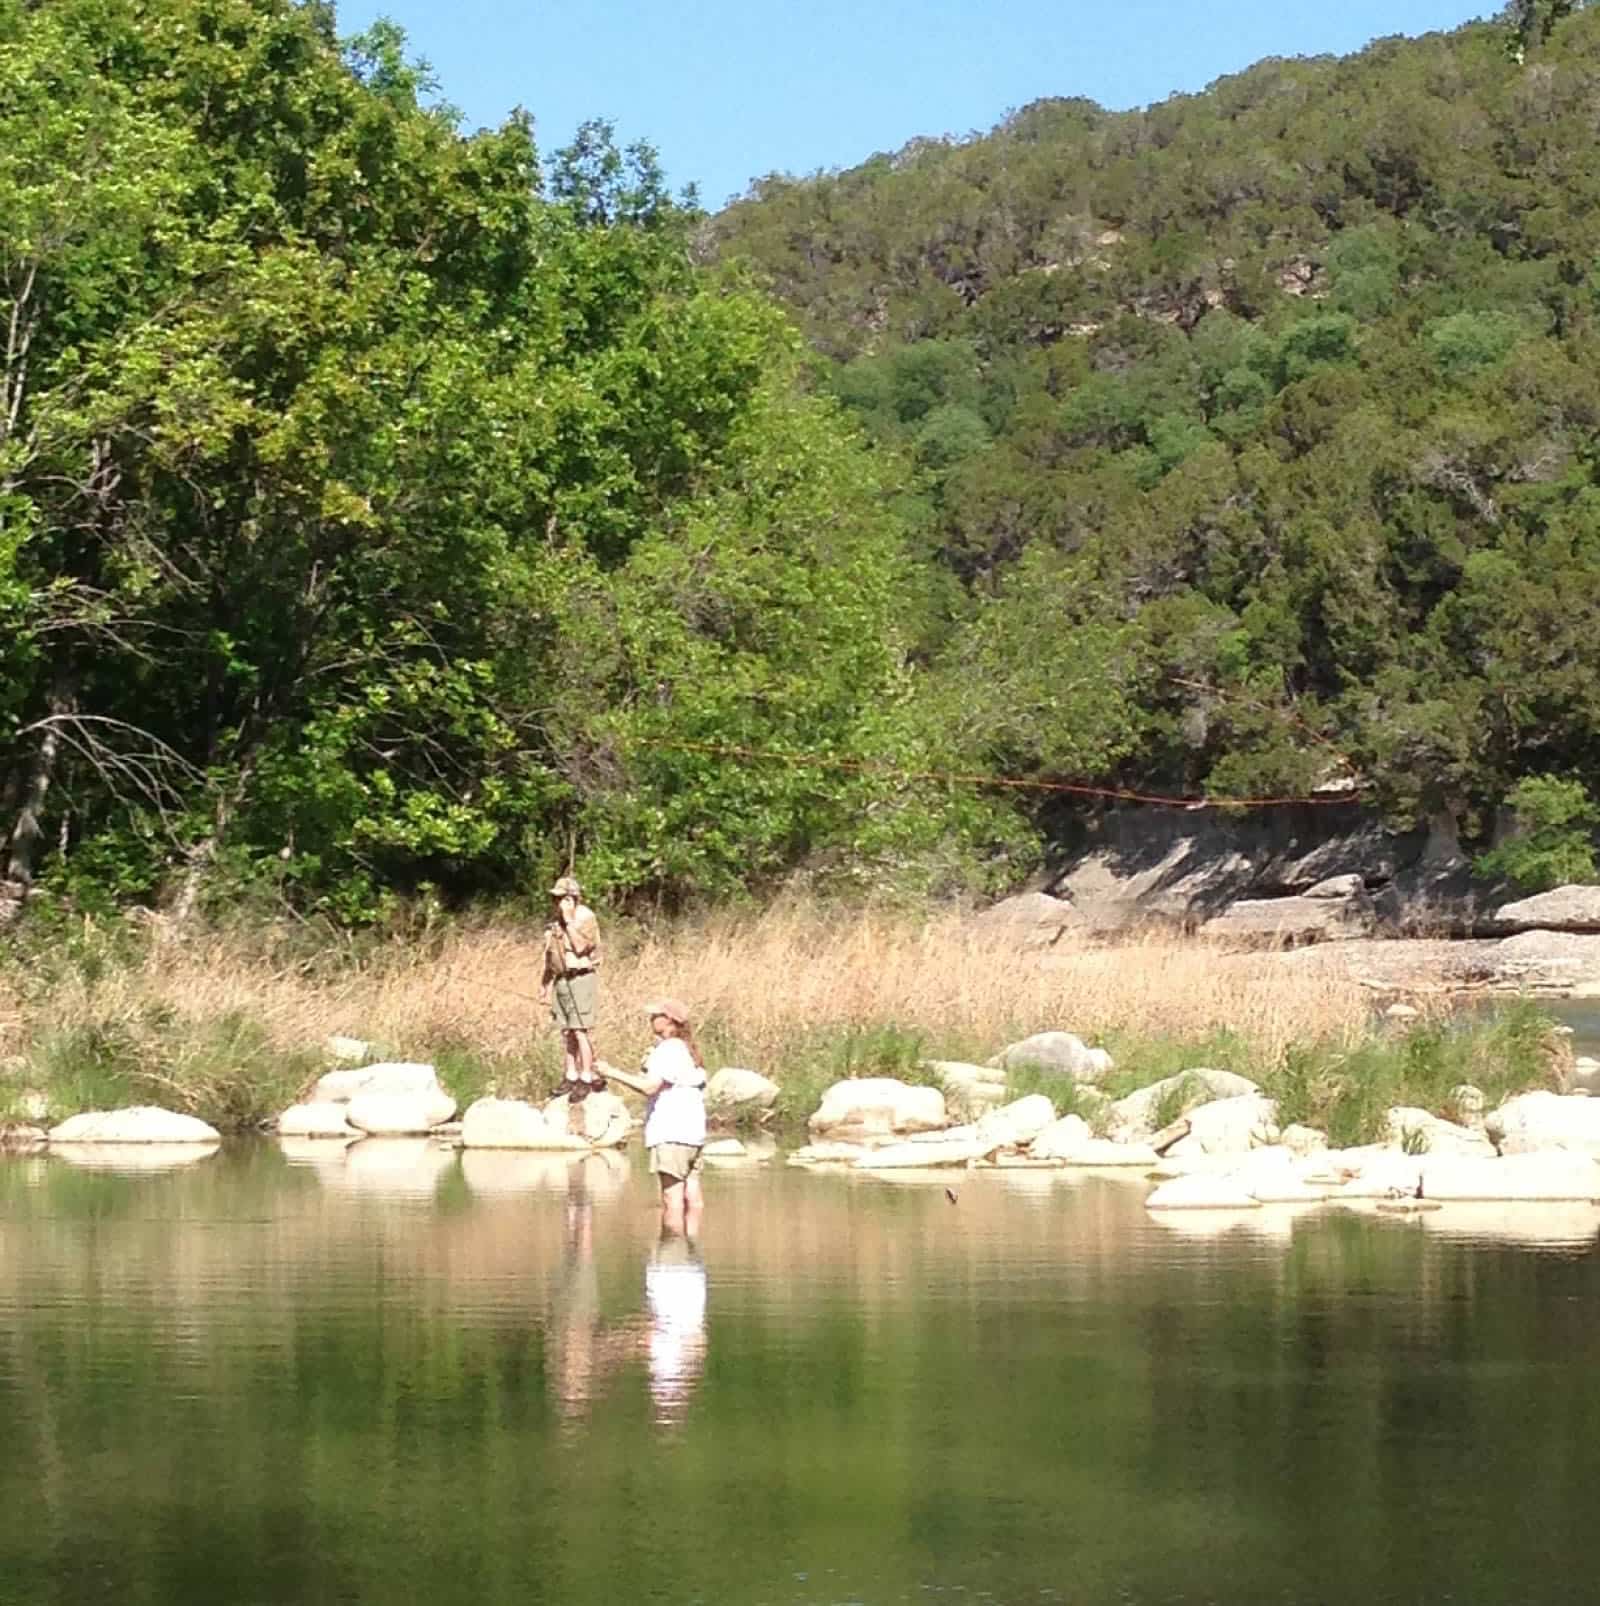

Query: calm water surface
left=4, top=1139, right=1600, bottom=1605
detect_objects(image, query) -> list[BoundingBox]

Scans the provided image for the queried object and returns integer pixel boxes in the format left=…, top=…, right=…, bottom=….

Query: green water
left=4, top=1142, right=1600, bottom=1605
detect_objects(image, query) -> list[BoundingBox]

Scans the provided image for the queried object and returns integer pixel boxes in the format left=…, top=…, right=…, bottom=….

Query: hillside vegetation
left=5, top=2, right=1600, bottom=927
left=0, top=0, right=990, bottom=922
left=711, top=6, right=1600, bottom=862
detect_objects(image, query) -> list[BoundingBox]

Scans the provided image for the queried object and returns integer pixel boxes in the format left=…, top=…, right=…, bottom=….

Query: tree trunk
left=5, top=677, right=73, bottom=889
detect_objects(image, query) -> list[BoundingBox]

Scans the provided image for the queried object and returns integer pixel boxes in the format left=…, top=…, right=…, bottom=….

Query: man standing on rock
left=542, top=875, right=605, bottom=1100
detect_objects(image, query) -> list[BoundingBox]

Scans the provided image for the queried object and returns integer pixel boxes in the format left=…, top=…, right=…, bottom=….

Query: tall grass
left=0, top=902, right=1556, bottom=1135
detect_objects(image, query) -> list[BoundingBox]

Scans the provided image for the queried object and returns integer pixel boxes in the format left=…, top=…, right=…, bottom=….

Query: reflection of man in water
left=547, top=1157, right=637, bottom=1422
left=645, top=1234, right=707, bottom=1426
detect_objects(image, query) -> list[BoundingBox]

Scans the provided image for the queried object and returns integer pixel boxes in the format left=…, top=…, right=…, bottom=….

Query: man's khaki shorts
left=550, top=970, right=597, bottom=1031
left=649, top=1143, right=703, bottom=1181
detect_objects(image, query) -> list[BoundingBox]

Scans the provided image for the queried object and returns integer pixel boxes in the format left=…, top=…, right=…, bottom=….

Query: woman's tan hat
left=643, top=997, right=691, bottom=1024
left=549, top=875, right=582, bottom=897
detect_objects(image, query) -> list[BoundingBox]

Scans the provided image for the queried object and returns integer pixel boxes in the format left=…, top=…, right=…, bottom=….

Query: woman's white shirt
left=642, top=1037, right=707, bottom=1149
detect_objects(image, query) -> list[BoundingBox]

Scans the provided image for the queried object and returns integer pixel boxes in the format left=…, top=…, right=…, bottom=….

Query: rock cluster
left=781, top=1026, right=1600, bottom=1223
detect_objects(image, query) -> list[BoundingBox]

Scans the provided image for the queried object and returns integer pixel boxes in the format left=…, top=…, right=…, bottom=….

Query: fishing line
left=623, top=738, right=1362, bottom=810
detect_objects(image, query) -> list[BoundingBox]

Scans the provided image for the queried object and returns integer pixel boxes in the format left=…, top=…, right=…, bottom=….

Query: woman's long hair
left=665, top=1019, right=704, bottom=1069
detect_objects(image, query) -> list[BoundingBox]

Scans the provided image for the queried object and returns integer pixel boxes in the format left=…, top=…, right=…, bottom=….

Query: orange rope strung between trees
left=626, top=737, right=1365, bottom=810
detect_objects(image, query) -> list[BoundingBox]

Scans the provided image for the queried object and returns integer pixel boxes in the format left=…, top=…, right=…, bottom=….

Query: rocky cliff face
left=1028, top=804, right=1483, bottom=939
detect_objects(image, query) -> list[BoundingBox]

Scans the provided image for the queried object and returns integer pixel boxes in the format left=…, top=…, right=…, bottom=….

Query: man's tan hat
left=644, top=997, right=691, bottom=1024
left=549, top=875, right=582, bottom=897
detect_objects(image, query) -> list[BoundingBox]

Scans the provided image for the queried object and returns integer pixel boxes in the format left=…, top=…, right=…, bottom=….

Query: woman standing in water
left=599, top=998, right=707, bottom=1234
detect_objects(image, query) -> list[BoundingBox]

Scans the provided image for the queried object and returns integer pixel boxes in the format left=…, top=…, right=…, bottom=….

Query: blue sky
left=334, top=1, right=1493, bottom=209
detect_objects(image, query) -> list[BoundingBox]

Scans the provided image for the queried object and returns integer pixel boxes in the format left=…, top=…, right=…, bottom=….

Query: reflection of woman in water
left=542, top=1155, right=709, bottom=1427
left=645, top=1234, right=707, bottom=1425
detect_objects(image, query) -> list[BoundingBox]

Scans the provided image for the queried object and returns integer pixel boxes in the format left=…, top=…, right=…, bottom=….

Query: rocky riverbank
left=10, top=1006, right=1596, bottom=1223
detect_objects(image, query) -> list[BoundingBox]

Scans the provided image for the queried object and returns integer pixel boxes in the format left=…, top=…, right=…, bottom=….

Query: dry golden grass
left=1, top=903, right=1382, bottom=1078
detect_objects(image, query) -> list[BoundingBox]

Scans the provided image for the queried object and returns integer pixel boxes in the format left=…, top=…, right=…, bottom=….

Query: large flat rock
left=1419, top=1153, right=1600, bottom=1203
left=48, top=1106, right=221, bottom=1144
left=1487, top=1091, right=1600, bottom=1154
left=857, top=1138, right=1001, bottom=1170
left=1146, top=1174, right=1264, bottom=1210
left=969, top=892, right=1077, bottom=948
left=314, top=1062, right=442, bottom=1104
left=1200, top=893, right=1373, bottom=944
left=1492, top=886, right=1600, bottom=934
left=808, top=1078, right=948, bottom=1139
left=539, top=1091, right=630, bottom=1148
left=346, top=1087, right=457, bottom=1136
left=277, top=1101, right=356, bottom=1139
left=461, top=1096, right=590, bottom=1150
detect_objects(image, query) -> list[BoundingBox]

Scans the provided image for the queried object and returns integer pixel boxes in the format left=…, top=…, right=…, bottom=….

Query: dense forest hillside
left=5, top=1, right=1600, bottom=923
left=710, top=5, right=1600, bottom=869
left=0, top=0, right=985, bottom=921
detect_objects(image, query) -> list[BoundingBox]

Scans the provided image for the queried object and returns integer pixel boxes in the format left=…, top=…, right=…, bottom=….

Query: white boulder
left=1383, top=1107, right=1496, bottom=1158
left=1053, top=1134, right=1160, bottom=1167
left=788, top=1140, right=874, bottom=1165
left=1337, top=1162, right=1426, bottom=1200
left=996, top=1033, right=1111, bottom=1083
left=858, top=1138, right=1000, bottom=1169
left=1108, top=1069, right=1260, bottom=1139
left=324, top=1035, right=374, bottom=1065
left=461, top=1097, right=588, bottom=1150
left=1030, top=1114, right=1093, bottom=1160
left=277, top=1101, right=356, bottom=1139
left=975, top=1094, right=1058, bottom=1148
left=48, top=1106, right=221, bottom=1144
left=1486, top=1091, right=1600, bottom=1155
left=1227, top=1148, right=1335, bottom=1203
left=313, top=1061, right=441, bottom=1105
left=808, top=1078, right=948, bottom=1140
left=540, top=1091, right=630, bottom=1148
left=1185, top=1094, right=1281, bottom=1154
left=1145, top=1173, right=1264, bottom=1210
left=932, top=1060, right=1012, bottom=1115
left=345, top=1086, right=456, bottom=1136
left=1280, top=1123, right=1329, bottom=1157
left=1420, top=1152, right=1600, bottom=1203
left=705, top=1067, right=780, bottom=1111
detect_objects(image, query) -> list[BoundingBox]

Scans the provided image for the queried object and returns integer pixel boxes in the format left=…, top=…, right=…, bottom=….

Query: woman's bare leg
left=659, top=1174, right=687, bottom=1234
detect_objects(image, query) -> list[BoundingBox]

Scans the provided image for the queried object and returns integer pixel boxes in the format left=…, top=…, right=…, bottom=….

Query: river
left=4, top=1136, right=1600, bottom=1605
